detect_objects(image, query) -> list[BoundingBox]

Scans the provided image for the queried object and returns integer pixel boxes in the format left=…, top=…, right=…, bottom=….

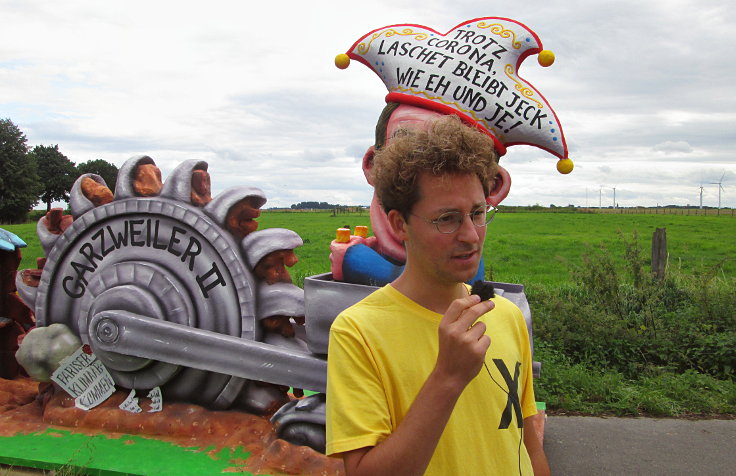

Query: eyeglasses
left=411, top=204, right=497, bottom=234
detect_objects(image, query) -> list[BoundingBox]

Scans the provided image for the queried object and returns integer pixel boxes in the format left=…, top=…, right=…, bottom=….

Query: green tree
left=0, top=118, right=40, bottom=222
left=76, top=158, right=119, bottom=192
left=29, top=144, right=77, bottom=211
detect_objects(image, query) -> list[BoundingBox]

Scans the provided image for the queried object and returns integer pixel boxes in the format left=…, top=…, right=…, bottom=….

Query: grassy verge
left=534, top=342, right=736, bottom=417
left=530, top=233, right=735, bottom=417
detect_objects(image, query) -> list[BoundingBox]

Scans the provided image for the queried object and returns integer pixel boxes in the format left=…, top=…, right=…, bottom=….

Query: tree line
left=0, top=118, right=118, bottom=222
left=290, top=201, right=338, bottom=210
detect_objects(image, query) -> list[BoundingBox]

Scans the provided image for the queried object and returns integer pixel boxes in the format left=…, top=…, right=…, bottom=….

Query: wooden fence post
left=652, top=228, right=667, bottom=281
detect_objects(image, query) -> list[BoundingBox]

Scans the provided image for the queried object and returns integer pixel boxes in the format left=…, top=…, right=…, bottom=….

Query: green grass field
left=484, top=212, right=735, bottom=286
left=6, top=210, right=735, bottom=286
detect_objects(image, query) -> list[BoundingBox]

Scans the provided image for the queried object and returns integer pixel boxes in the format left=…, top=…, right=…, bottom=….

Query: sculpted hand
left=434, top=295, right=494, bottom=388
left=329, top=235, right=367, bottom=281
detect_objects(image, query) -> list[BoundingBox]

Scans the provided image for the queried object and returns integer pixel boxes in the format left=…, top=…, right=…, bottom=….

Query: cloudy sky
left=2, top=0, right=734, bottom=209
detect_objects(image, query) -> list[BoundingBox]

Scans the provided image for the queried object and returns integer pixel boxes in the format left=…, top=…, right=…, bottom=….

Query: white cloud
left=653, top=141, right=693, bottom=154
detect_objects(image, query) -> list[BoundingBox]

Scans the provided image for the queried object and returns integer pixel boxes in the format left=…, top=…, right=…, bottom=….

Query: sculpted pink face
left=364, top=104, right=444, bottom=263
left=384, top=104, right=445, bottom=142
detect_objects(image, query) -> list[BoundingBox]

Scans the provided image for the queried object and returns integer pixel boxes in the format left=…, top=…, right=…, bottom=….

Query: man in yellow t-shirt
left=325, top=116, right=550, bottom=475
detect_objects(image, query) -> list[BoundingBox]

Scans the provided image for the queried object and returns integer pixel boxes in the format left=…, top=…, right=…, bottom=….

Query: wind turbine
left=709, top=172, right=726, bottom=209
left=612, top=186, right=617, bottom=209
left=699, top=184, right=704, bottom=209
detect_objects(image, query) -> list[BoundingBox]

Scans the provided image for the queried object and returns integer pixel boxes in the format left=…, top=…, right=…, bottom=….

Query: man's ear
left=386, top=209, right=408, bottom=242
left=362, top=147, right=376, bottom=185
left=487, top=165, right=511, bottom=207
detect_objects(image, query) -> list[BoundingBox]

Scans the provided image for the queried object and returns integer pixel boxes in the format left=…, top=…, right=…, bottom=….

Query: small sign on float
left=51, top=346, right=116, bottom=410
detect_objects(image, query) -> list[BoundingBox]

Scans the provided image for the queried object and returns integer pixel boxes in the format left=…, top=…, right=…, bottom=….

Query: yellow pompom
left=335, top=53, right=351, bottom=69
left=557, top=158, right=574, bottom=174
left=538, top=50, right=555, bottom=67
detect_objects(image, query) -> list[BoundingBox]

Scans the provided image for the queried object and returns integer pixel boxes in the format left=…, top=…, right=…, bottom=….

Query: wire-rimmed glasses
left=412, top=204, right=497, bottom=234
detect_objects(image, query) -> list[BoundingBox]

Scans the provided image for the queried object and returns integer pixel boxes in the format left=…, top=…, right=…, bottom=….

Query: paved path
left=544, top=416, right=736, bottom=475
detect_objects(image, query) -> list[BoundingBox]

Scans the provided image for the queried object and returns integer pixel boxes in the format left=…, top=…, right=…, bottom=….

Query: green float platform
left=0, top=429, right=260, bottom=475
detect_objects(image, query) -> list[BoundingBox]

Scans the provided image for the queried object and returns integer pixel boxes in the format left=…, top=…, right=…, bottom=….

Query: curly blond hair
left=372, top=114, right=498, bottom=218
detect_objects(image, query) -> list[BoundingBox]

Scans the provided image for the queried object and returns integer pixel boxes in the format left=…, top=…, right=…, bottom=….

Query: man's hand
left=434, top=294, right=494, bottom=388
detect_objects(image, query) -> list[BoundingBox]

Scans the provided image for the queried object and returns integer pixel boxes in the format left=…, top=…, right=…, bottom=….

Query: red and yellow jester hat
left=336, top=17, right=573, bottom=173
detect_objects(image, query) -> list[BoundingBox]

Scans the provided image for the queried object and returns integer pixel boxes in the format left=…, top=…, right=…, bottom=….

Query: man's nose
left=455, top=214, right=481, bottom=242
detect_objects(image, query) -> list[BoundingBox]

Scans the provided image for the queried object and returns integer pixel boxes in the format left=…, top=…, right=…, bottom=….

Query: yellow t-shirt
left=326, top=284, right=537, bottom=475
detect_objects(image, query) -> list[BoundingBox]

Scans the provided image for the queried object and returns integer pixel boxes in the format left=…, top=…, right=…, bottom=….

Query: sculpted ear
left=362, top=147, right=376, bottom=185
left=487, top=165, right=511, bottom=207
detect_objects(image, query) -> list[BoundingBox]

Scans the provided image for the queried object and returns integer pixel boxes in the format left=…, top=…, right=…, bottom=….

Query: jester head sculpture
left=331, top=17, right=572, bottom=285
